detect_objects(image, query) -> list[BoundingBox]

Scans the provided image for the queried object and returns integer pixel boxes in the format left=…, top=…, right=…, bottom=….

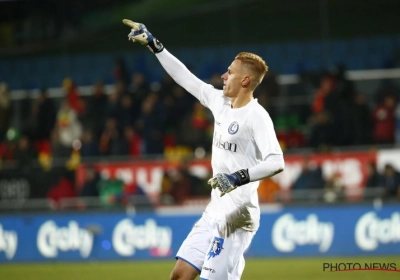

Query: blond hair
left=235, top=52, right=268, bottom=89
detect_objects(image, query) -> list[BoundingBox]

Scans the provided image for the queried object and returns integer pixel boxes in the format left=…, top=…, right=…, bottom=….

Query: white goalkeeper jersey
left=156, top=50, right=284, bottom=231
left=197, top=84, right=282, bottom=231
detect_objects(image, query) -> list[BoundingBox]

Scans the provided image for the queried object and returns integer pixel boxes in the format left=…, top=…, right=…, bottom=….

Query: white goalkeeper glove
left=208, top=169, right=250, bottom=197
left=122, top=19, right=164, bottom=53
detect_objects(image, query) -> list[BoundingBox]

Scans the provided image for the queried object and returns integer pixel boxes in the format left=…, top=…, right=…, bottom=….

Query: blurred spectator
left=13, top=135, right=37, bottom=172
left=380, top=163, right=400, bottom=198
left=118, top=94, right=137, bottom=128
left=372, top=95, right=396, bottom=144
left=159, top=161, right=206, bottom=205
left=82, top=81, right=108, bottom=136
left=292, top=157, right=325, bottom=190
left=47, top=173, right=76, bottom=208
left=323, top=172, right=344, bottom=203
left=286, top=72, right=311, bottom=97
left=105, top=87, right=120, bottom=119
left=312, top=75, right=335, bottom=114
left=98, top=175, right=124, bottom=207
left=78, top=165, right=100, bottom=197
left=158, top=74, right=176, bottom=99
left=258, top=71, right=280, bottom=98
left=121, top=182, right=153, bottom=212
left=50, top=128, right=72, bottom=158
left=172, top=85, right=195, bottom=120
left=373, top=79, right=399, bottom=105
left=62, top=78, right=84, bottom=115
left=160, top=169, right=175, bottom=205
left=80, top=129, right=99, bottom=157
left=179, top=162, right=208, bottom=197
left=34, top=88, right=57, bottom=141
left=396, top=102, right=400, bottom=145
left=317, top=69, right=354, bottom=146
left=120, top=126, right=142, bottom=156
left=0, top=128, right=19, bottom=162
left=128, top=72, right=150, bottom=108
left=112, top=57, right=130, bottom=86
left=99, top=117, right=123, bottom=155
left=178, top=101, right=212, bottom=150
left=171, top=162, right=197, bottom=204
left=157, top=94, right=176, bottom=147
left=365, top=162, right=381, bottom=188
left=56, top=101, right=83, bottom=148
left=332, top=64, right=355, bottom=105
left=308, top=111, right=334, bottom=151
left=0, top=82, right=13, bottom=142
left=285, top=73, right=312, bottom=128
left=350, top=93, right=372, bottom=145
left=257, top=178, right=280, bottom=203
left=136, top=95, right=164, bottom=154
left=191, top=101, right=211, bottom=133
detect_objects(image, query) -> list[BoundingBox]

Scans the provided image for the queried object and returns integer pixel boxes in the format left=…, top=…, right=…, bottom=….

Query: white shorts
left=176, top=213, right=255, bottom=280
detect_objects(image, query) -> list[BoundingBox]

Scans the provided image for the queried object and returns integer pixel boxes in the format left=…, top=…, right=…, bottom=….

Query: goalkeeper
left=123, top=20, right=284, bottom=280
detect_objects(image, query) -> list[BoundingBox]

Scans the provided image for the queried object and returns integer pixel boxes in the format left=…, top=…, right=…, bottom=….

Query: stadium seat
left=329, top=40, right=348, bottom=66
left=281, top=61, right=300, bottom=75
left=346, top=55, right=367, bottom=70
left=370, top=37, right=394, bottom=57
left=367, top=54, right=385, bottom=69
left=263, top=44, right=283, bottom=73
left=304, top=41, right=323, bottom=59
left=395, top=36, right=400, bottom=49
left=348, top=38, right=369, bottom=57
left=284, top=43, right=305, bottom=63
left=0, top=60, right=7, bottom=79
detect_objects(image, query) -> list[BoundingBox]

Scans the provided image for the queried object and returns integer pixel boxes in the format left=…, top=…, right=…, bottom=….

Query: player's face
left=221, top=60, right=244, bottom=97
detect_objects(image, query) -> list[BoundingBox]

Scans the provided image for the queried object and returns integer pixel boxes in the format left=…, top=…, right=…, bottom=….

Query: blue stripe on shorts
left=176, top=256, right=201, bottom=273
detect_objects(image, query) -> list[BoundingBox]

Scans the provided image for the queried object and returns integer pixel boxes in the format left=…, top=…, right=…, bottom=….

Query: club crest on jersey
left=228, top=121, right=239, bottom=135
left=207, top=237, right=224, bottom=259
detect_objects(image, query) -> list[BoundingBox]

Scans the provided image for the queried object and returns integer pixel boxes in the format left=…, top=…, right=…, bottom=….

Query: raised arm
left=122, top=19, right=205, bottom=99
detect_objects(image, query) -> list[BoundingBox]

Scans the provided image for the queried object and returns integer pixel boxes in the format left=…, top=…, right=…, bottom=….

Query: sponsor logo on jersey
left=213, top=133, right=237, bottom=152
left=37, top=220, right=93, bottom=258
left=207, top=237, right=224, bottom=259
left=355, top=212, right=400, bottom=251
left=272, top=214, right=334, bottom=253
left=0, top=224, right=17, bottom=260
left=203, top=266, right=216, bottom=273
left=228, top=121, right=239, bottom=134
left=112, top=218, right=172, bottom=257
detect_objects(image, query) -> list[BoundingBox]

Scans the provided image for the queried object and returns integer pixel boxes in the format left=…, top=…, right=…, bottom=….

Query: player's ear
left=241, top=76, right=251, bottom=88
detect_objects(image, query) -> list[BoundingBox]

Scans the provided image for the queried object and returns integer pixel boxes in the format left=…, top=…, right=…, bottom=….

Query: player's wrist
left=146, top=38, right=164, bottom=53
left=231, top=169, right=250, bottom=186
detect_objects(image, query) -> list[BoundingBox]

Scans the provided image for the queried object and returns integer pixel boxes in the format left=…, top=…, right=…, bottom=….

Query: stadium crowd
left=1, top=59, right=400, bottom=162
left=1, top=56, right=400, bottom=206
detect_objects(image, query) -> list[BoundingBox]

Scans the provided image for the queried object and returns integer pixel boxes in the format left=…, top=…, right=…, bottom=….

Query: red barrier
left=76, top=151, right=377, bottom=197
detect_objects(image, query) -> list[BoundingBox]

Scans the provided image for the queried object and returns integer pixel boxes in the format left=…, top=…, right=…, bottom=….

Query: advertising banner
left=0, top=212, right=198, bottom=262
left=0, top=204, right=399, bottom=262
left=251, top=204, right=400, bottom=257
left=0, top=167, right=71, bottom=201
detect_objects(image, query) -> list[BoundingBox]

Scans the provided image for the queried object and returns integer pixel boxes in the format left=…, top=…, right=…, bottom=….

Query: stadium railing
left=0, top=194, right=154, bottom=213
left=274, top=187, right=388, bottom=204
left=0, top=187, right=392, bottom=214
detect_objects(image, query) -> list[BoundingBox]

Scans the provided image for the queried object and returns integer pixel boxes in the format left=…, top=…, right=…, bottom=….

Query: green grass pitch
left=1, top=256, right=399, bottom=280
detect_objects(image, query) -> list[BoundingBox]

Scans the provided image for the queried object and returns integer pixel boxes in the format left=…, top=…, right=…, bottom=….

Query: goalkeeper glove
left=208, top=169, right=250, bottom=197
left=122, top=19, right=164, bottom=53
